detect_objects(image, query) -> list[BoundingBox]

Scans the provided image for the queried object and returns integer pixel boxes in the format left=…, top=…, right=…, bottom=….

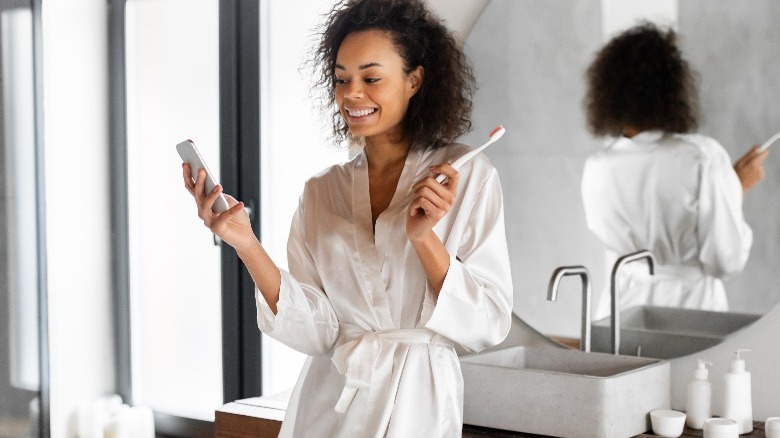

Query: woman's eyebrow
left=335, top=62, right=383, bottom=70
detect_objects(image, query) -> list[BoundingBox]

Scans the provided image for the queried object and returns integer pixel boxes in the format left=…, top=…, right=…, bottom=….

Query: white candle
left=103, top=405, right=155, bottom=438
left=77, top=394, right=123, bottom=438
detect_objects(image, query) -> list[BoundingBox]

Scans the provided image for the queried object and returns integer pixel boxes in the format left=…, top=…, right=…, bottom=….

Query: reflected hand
left=182, top=163, right=255, bottom=251
left=406, top=162, right=458, bottom=242
left=734, top=145, right=769, bottom=192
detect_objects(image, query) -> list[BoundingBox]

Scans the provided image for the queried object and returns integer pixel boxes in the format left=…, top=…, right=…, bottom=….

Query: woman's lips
left=345, top=107, right=377, bottom=124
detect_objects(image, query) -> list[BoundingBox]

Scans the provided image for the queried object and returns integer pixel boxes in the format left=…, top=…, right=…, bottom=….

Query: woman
left=183, top=0, right=513, bottom=436
left=581, top=23, right=768, bottom=320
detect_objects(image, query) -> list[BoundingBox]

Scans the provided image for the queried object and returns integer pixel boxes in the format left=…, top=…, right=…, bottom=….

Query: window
left=111, top=1, right=345, bottom=435
left=124, top=0, right=223, bottom=422
left=0, top=1, right=48, bottom=436
left=258, top=0, right=346, bottom=396
left=111, top=1, right=260, bottom=435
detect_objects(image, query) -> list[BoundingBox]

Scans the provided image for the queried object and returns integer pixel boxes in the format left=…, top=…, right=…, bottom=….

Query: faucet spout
left=610, top=249, right=656, bottom=355
left=548, top=266, right=592, bottom=352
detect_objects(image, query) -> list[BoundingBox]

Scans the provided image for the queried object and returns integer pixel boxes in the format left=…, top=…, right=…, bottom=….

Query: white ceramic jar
left=703, top=418, right=738, bottom=438
left=765, top=416, right=780, bottom=438
left=650, top=410, right=686, bottom=437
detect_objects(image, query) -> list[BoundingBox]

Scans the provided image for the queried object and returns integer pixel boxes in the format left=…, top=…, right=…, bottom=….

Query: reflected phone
left=176, top=139, right=230, bottom=213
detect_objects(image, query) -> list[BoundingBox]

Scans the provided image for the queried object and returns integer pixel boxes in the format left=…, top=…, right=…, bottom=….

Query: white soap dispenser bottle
left=685, top=359, right=712, bottom=429
left=722, top=349, right=753, bottom=434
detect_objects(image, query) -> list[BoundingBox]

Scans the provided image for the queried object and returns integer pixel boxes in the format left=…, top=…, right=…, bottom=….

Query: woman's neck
left=363, top=135, right=411, bottom=227
left=622, top=126, right=640, bottom=138
left=364, top=136, right=411, bottom=171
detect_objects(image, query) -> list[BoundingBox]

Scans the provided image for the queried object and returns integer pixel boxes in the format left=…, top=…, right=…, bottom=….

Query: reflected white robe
left=582, top=131, right=753, bottom=319
left=255, top=144, right=513, bottom=437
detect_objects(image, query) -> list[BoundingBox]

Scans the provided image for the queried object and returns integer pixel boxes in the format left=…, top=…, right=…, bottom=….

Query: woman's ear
left=407, top=66, right=424, bottom=97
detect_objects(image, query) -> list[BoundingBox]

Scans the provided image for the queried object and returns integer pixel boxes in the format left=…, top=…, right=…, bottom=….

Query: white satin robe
left=255, top=144, right=513, bottom=437
left=582, top=131, right=753, bottom=319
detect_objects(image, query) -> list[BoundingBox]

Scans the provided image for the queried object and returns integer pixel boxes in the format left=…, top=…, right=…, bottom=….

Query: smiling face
left=334, top=30, right=422, bottom=146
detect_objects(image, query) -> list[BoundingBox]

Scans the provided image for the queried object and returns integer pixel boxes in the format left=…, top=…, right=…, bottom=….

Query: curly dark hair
left=310, top=0, right=475, bottom=149
left=584, top=22, right=700, bottom=137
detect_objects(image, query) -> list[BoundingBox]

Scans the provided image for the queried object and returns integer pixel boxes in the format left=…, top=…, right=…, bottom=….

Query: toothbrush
left=759, top=131, right=780, bottom=152
left=435, top=125, right=506, bottom=183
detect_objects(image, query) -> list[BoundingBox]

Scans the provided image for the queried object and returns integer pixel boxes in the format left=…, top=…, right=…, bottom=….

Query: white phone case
left=176, top=139, right=230, bottom=213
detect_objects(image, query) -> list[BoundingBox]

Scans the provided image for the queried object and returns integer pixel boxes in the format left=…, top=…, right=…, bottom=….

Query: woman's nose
left=344, top=81, right=364, bottom=99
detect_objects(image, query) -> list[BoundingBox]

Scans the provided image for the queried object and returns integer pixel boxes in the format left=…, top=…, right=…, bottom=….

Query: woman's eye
left=365, top=78, right=380, bottom=84
left=334, top=78, right=346, bottom=85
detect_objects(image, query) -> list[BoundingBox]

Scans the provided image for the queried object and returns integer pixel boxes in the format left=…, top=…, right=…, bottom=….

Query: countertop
left=462, top=422, right=767, bottom=437
left=215, top=398, right=767, bottom=438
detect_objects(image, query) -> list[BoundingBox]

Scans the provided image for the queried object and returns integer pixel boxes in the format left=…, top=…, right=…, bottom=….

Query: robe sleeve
left=424, top=170, right=513, bottom=353
left=255, top=197, right=340, bottom=356
left=696, top=140, right=753, bottom=277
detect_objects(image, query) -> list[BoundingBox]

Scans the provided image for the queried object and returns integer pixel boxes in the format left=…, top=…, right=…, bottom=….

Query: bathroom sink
left=591, top=305, right=761, bottom=359
left=461, top=345, right=670, bottom=438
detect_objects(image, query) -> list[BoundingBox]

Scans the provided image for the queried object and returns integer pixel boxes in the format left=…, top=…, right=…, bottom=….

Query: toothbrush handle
left=434, top=141, right=494, bottom=183
left=433, top=125, right=505, bottom=183
left=434, top=154, right=471, bottom=184
left=759, top=131, right=780, bottom=152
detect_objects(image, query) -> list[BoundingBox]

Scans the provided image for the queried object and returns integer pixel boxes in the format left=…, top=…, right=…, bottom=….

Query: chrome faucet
left=610, top=250, right=656, bottom=355
left=548, top=266, right=592, bottom=352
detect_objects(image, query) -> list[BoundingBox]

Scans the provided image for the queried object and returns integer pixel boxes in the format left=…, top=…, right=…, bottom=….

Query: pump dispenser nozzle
left=730, top=349, right=751, bottom=373
left=694, top=359, right=713, bottom=380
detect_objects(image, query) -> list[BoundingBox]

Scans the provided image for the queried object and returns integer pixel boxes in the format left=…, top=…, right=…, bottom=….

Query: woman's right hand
left=182, top=163, right=257, bottom=252
left=734, top=145, right=769, bottom=192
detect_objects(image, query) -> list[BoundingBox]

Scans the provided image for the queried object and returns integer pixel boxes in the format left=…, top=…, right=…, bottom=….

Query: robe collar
left=609, top=130, right=666, bottom=151
left=350, top=146, right=424, bottom=328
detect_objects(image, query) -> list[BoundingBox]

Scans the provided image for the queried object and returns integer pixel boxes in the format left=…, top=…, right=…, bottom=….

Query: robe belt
left=330, top=323, right=453, bottom=414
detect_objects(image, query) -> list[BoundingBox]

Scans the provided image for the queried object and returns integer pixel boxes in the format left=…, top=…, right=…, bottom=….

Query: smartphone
left=176, top=139, right=230, bottom=213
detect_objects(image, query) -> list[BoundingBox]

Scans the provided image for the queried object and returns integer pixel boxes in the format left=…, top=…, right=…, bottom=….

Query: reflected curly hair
left=310, top=0, right=475, bottom=149
left=585, top=22, right=699, bottom=137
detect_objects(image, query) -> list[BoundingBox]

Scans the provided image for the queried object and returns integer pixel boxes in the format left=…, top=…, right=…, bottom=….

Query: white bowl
left=766, top=417, right=780, bottom=438
left=703, top=418, right=738, bottom=438
left=650, top=409, right=686, bottom=437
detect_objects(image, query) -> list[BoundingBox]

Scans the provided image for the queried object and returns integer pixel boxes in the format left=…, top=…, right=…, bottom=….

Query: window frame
left=0, top=0, right=50, bottom=435
left=32, top=0, right=50, bottom=436
left=109, top=0, right=261, bottom=435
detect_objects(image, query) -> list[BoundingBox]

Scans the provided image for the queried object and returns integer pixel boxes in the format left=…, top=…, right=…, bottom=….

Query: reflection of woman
left=182, top=0, right=513, bottom=436
left=581, top=23, right=768, bottom=319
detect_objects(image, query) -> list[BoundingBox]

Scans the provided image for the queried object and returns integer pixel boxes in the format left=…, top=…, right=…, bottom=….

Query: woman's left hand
left=406, top=162, right=458, bottom=242
left=734, top=145, right=769, bottom=192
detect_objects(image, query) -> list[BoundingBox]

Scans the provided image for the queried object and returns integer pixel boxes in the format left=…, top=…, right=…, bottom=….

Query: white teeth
left=347, top=108, right=376, bottom=117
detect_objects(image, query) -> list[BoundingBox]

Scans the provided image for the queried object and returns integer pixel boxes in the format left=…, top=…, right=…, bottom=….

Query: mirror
left=461, top=0, right=780, bottom=356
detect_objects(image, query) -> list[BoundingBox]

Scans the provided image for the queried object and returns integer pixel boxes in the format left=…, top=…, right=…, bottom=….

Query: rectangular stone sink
left=461, top=345, right=670, bottom=438
left=591, top=305, right=761, bottom=359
